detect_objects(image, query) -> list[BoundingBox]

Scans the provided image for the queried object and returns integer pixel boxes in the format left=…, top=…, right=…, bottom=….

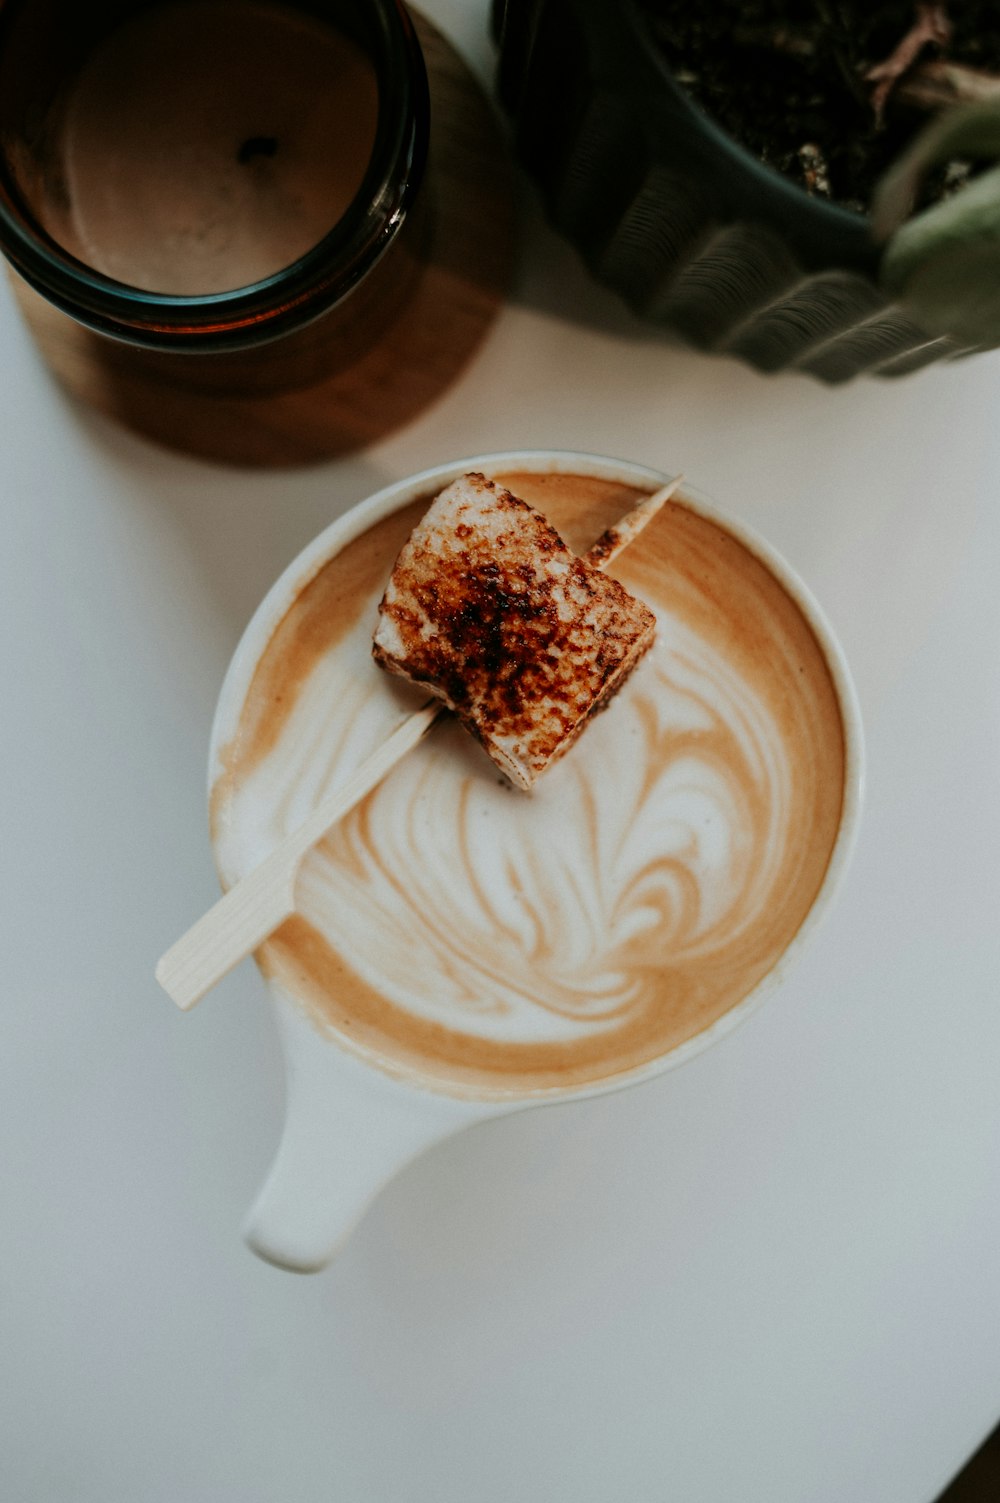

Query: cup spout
left=244, top=1000, right=488, bottom=1272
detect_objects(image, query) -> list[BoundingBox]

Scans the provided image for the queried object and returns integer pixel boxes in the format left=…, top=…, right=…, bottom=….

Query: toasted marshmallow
left=372, top=473, right=657, bottom=788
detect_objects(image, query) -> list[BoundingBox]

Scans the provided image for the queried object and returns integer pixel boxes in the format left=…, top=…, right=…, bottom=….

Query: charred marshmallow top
left=372, top=473, right=657, bottom=788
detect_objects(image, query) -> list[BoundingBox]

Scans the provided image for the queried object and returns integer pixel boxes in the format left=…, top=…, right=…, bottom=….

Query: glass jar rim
left=0, top=0, right=430, bottom=350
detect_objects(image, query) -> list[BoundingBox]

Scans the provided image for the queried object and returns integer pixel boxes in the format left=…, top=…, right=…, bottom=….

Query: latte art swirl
left=212, top=473, right=847, bottom=1094
left=289, top=620, right=790, bottom=1044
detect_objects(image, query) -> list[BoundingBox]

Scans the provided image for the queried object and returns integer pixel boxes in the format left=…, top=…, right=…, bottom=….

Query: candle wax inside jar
left=41, top=1, right=380, bottom=295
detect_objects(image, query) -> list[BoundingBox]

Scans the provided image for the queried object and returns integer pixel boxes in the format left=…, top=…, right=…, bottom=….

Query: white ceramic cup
left=209, top=451, right=864, bottom=1272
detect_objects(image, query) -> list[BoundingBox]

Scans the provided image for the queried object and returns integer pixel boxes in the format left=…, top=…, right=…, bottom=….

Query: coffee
left=34, top=1, right=378, bottom=294
left=211, top=471, right=847, bottom=1096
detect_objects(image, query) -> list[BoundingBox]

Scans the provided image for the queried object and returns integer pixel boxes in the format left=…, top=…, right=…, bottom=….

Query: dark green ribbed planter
left=492, top=0, right=973, bottom=381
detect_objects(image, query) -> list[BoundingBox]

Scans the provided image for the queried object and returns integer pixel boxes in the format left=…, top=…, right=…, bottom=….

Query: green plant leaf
left=874, top=100, right=1000, bottom=345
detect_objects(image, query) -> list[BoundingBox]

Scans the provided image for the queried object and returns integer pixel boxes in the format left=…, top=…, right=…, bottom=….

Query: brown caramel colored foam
left=37, top=2, right=378, bottom=295
left=212, top=472, right=847, bottom=1096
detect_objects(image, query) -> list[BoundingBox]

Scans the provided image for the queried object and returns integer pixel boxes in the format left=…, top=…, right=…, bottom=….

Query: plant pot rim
left=629, top=4, right=870, bottom=218
left=612, top=0, right=879, bottom=271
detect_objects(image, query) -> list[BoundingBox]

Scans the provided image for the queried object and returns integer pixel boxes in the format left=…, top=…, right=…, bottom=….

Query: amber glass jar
left=0, top=0, right=430, bottom=456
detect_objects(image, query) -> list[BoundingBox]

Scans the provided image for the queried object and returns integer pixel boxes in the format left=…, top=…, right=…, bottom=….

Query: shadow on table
left=508, top=180, right=696, bottom=351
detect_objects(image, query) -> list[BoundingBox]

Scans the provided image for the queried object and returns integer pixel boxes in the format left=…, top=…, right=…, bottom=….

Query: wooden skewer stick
left=156, top=475, right=683, bottom=1011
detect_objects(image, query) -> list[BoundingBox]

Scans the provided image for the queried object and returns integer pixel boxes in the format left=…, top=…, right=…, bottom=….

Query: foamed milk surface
left=36, top=1, right=378, bottom=295
left=212, top=475, right=846, bottom=1094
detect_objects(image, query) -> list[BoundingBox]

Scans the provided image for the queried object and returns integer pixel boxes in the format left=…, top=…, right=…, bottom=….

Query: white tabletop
left=3, top=4, right=999, bottom=1499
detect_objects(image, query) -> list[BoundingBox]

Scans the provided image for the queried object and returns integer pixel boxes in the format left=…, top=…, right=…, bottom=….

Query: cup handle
left=243, top=997, right=490, bottom=1272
